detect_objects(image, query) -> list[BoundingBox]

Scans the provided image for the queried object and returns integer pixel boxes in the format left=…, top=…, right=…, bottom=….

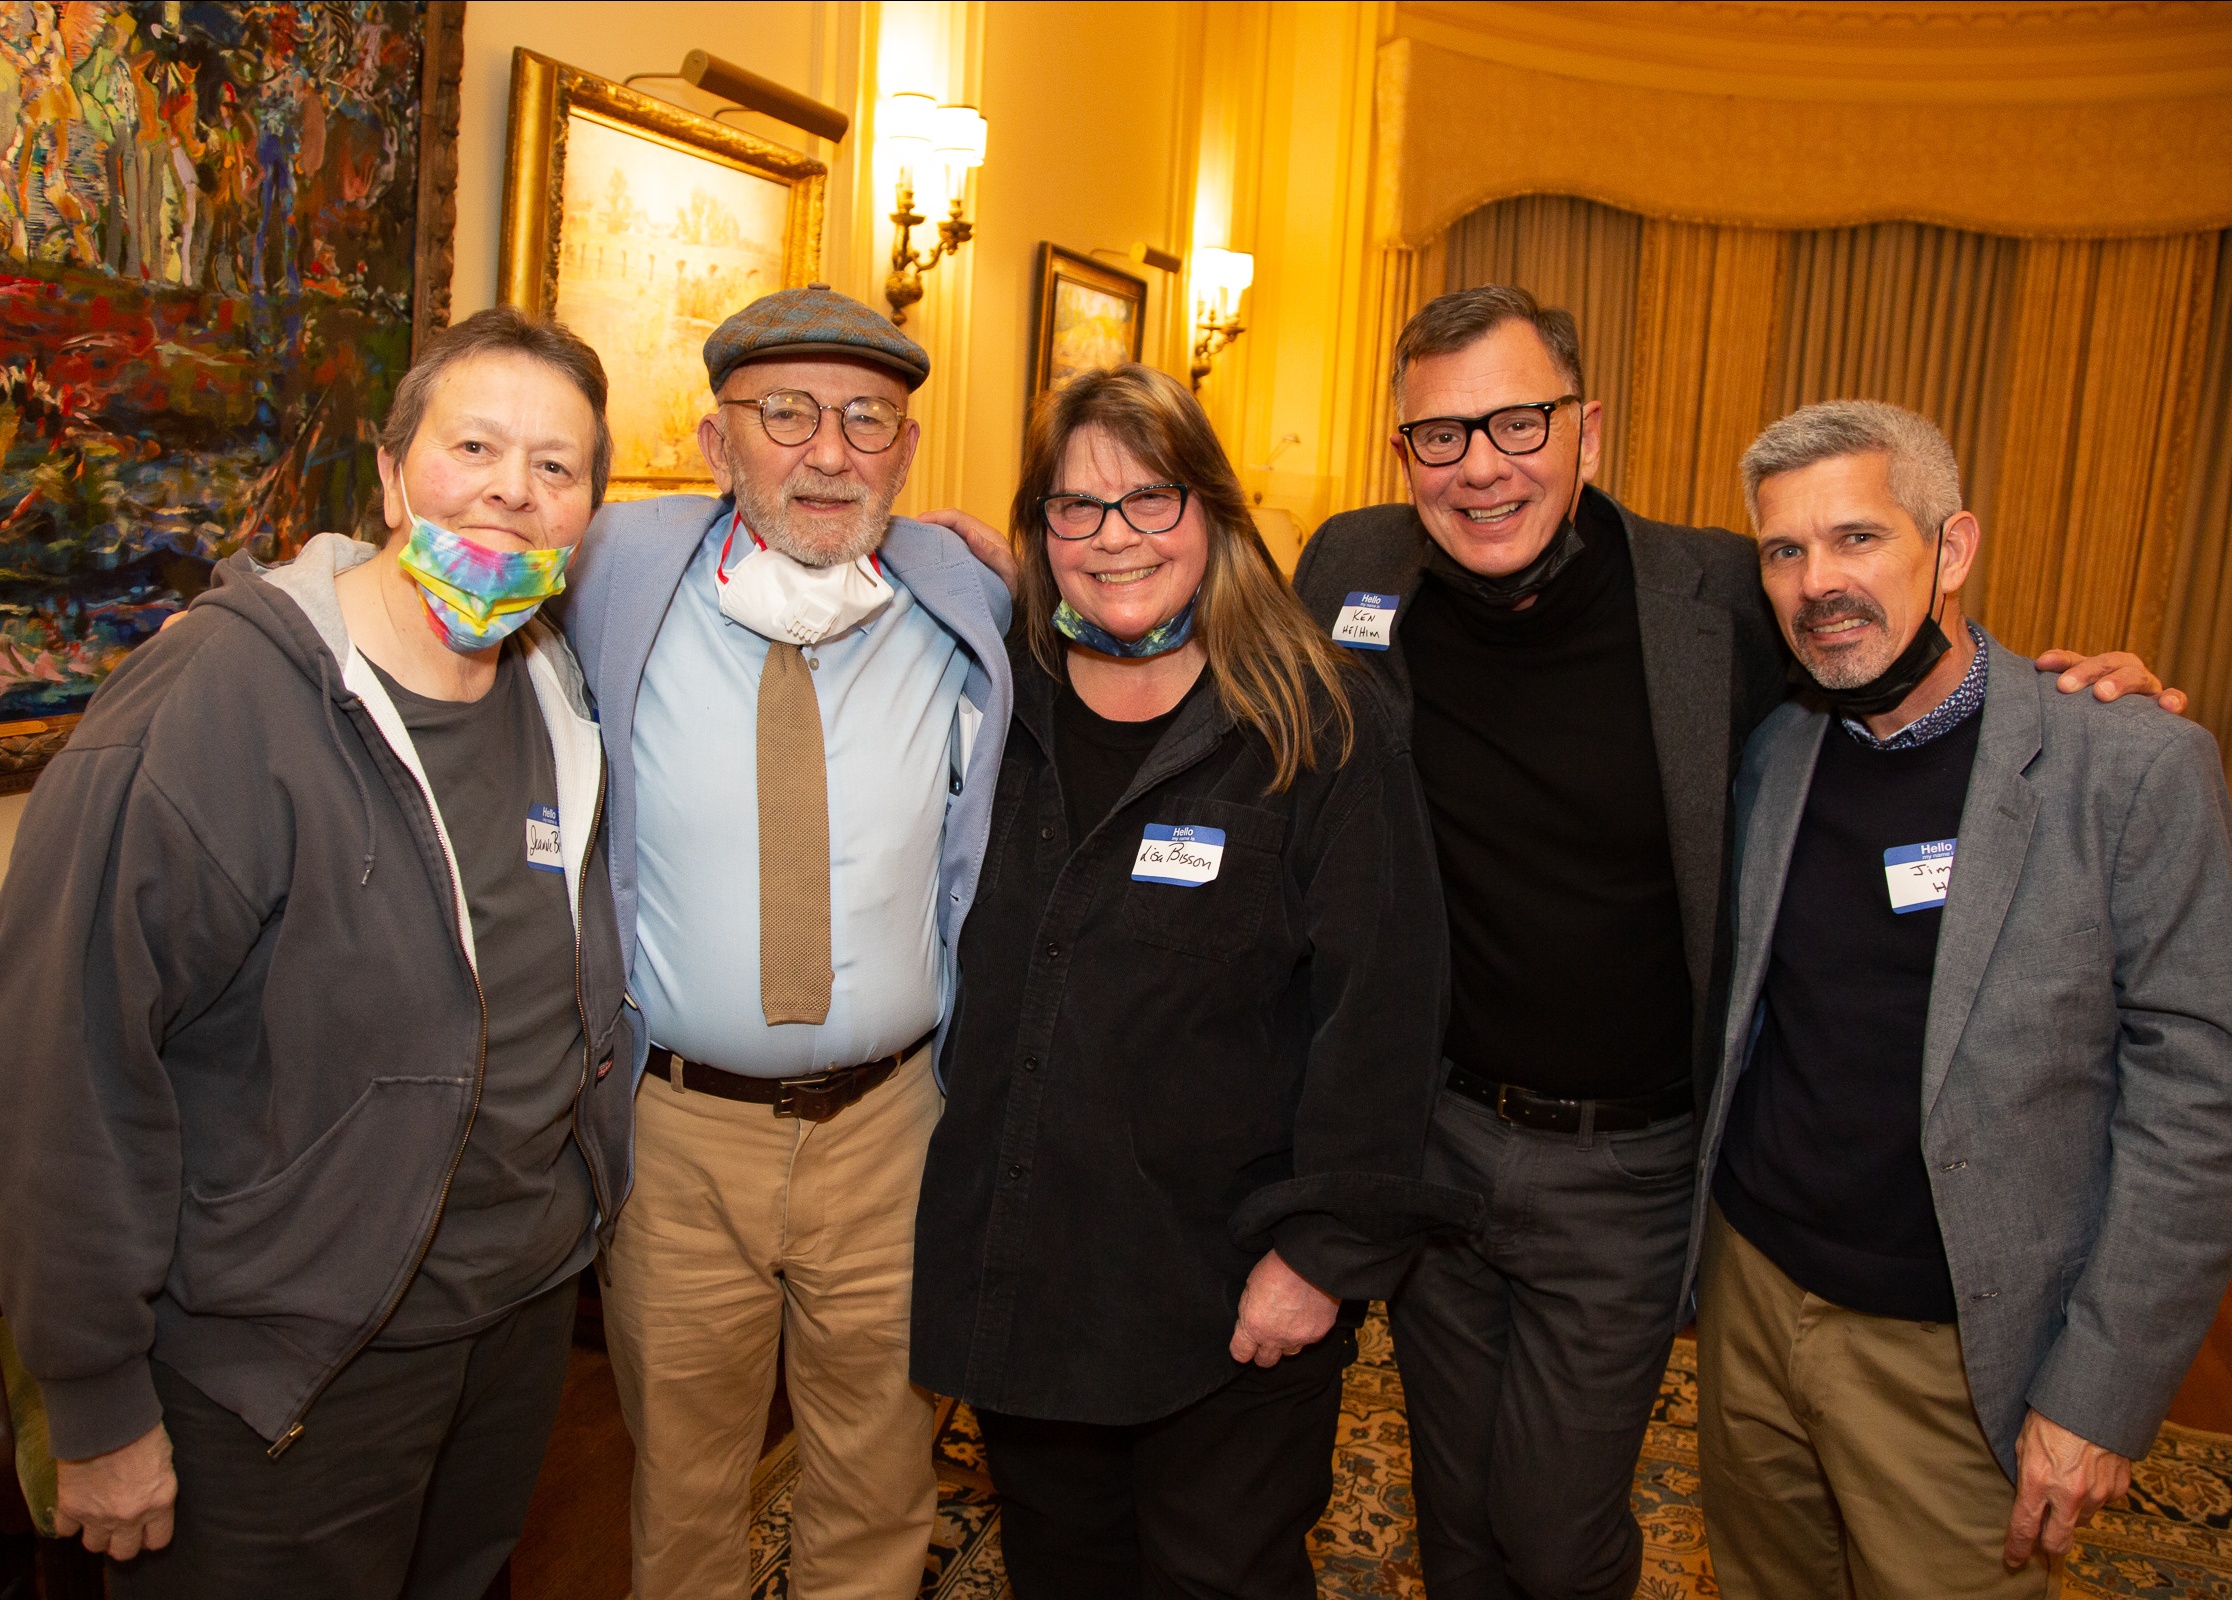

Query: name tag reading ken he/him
left=1883, top=838, right=1955, bottom=914
left=1332, top=591, right=1397, bottom=651
left=1133, top=824, right=1226, bottom=887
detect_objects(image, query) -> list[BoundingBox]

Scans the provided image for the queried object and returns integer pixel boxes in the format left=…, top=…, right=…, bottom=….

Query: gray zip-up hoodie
left=0, top=534, right=632, bottom=1460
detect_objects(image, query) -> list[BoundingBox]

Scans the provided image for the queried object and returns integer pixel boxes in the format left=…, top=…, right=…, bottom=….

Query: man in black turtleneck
left=1291, top=287, right=2173, bottom=1600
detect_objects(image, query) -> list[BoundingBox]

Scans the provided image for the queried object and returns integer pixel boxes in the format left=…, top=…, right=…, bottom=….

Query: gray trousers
left=108, top=1278, right=576, bottom=1600
left=1391, top=1083, right=1697, bottom=1600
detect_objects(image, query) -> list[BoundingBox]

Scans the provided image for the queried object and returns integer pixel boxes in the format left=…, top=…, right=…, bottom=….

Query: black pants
left=108, top=1278, right=576, bottom=1600
left=1391, top=1089, right=1697, bottom=1600
left=978, top=1328, right=1355, bottom=1600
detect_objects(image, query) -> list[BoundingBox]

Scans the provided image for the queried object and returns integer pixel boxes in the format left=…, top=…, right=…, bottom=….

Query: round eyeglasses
left=1397, top=395, right=1580, bottom=467
left=722, top=390, right=906, bottom=453
left=1040, top=483, right=1191, bottom=540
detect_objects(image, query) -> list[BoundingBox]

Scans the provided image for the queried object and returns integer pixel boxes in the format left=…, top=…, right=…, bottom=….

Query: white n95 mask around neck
left=713, top=512, right=894, bottom=645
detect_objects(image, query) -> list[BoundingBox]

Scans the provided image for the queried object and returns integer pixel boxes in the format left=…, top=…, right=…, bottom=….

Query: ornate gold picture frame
left=1030, top=244, right=1149, bottom=403
left=498, top=50, right=828, bottom=500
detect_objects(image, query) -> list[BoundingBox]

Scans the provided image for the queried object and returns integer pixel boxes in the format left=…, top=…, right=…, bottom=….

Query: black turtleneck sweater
left=1402, top=489, right=1692, bottom=1100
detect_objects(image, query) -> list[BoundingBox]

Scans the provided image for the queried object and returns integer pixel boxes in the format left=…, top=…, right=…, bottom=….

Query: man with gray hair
left=1686, top=398, right=2232, bottom=1596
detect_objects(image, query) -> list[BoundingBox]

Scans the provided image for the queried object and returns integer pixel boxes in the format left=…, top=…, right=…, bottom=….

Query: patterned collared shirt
left=1840, top=620, right=1989, bottom=751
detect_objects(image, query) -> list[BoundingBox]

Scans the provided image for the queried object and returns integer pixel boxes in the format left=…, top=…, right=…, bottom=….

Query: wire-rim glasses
left=1040, top=483, right=1191, bottom=540
left=1398, top=395, right=1580, bottom=466
left=721, top=390, right=906, bottom=453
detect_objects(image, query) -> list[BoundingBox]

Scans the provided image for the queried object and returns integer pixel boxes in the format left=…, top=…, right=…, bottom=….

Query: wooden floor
left=502, top=1281, right=2232, bottom=1600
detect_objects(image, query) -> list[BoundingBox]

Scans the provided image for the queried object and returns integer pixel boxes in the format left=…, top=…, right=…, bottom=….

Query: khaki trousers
left=604, top=1046, right=941, bottom=1600
left=1696, top=1203, right=2059, bottom=1600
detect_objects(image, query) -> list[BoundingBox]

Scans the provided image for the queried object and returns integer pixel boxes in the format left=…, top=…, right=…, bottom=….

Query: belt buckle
left=774, top=1068, right=846, bottom=1120
left=1495, top=1083, right=1514, bottom=1122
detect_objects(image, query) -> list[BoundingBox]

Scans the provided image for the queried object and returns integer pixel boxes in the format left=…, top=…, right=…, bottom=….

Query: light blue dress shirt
left=631, top=521, right=970, bottom=1076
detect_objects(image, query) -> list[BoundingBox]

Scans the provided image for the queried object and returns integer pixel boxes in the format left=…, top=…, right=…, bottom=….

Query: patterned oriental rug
left=737, top=1309, right=2232, bottom=1598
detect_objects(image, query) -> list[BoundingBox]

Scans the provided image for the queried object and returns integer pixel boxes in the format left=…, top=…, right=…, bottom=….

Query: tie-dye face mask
left=392, top=482, right=572, bottom=654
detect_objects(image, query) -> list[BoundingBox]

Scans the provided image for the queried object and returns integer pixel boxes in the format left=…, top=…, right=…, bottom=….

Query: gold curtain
left=1442, top=195, right=2232, bottom=768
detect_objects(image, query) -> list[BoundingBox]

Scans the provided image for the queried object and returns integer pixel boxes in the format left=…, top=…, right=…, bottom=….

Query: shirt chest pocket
left=1121, top=799, right=1287, bottom=962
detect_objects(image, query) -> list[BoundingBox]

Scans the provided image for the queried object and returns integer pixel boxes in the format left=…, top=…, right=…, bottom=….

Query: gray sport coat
left=559, top=494, right=1015, bottom=1092
left=1292, top=487, right=1789, bottom=1103
left=1685, top=631, right=2232, bottom=1473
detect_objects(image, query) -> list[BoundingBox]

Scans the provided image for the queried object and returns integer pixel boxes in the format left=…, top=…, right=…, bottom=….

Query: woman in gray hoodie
left=0, top=307, right=633, bottom=1598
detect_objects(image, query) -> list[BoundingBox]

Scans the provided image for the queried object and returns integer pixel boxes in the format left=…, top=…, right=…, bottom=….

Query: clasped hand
left=1229, top=1249, right=1340, bottom=1368
left=2003, top=1407, right=2130, bottom=1569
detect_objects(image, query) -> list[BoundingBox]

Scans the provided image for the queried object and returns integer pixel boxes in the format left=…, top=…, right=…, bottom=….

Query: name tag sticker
left=1883, top=838, right=1956, bottom=914
left=1332, top=591, right=1397, bottom=651
left=1133, top=823, right=1226, bottom=887
left=526, top=804, right=564, bottom=873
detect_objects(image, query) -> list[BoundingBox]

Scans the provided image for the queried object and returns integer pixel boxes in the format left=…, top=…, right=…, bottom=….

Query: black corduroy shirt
left=911, top=643, right=1463, bottom=1425
left=1402, top=495, right=1693, bottom=1100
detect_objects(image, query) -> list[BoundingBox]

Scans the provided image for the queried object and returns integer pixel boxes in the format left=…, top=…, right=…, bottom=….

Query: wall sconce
left=883, top=93, right=988, bottom=325
left=1190, top=246, right=1254, bottom=392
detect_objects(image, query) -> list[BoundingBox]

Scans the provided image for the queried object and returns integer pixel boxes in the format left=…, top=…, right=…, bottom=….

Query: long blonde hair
left=1011, top=364, right=1354, bottom=791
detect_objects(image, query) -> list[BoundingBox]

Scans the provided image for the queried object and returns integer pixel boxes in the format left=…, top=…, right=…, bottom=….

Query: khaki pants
left=604, top=1046, right=941, bottom=1600
left=1696, top=1203, right=2060, bottom=1600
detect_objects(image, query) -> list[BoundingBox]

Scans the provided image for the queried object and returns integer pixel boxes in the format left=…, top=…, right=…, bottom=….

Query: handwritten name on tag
left=1883, top=838, right=1955, bottom=914
left=1132, top=823, right=1227, bottom=887
left=1332, top=591, right=1397, bottom=651
left=526, top=804, right=564, bottom=874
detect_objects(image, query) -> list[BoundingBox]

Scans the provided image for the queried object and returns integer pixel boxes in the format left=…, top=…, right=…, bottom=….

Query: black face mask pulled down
left=1426, top=517, right=1587, bottom=608
left=1795, top=612, right=1951, bottom=718
left=1796, top=515, right=1953, bottom=717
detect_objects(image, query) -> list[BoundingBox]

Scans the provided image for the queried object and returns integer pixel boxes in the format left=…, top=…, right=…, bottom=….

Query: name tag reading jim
left=526, top=804, right=564, bottom=874
left=1332, top=591, right=1397, bottom=651
left=1133, top=824, right=1226, bottom=888
left=1883, top=838, right=1956, bottom=914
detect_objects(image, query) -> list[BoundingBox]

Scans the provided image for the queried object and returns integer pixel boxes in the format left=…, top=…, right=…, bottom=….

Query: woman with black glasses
left=911, top=365, right=1469, bottom=1598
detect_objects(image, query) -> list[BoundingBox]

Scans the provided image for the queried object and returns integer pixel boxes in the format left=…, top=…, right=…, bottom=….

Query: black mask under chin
left=1799, top=614, right=1952, bottom=718
left=1426, top=517, right=1587, bottom=608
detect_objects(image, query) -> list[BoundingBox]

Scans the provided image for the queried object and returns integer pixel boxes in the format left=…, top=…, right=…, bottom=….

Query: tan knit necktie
left=757, top=643, right=833, bottom=1024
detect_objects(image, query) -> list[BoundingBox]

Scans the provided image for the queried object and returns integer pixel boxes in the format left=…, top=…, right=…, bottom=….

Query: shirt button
left=806, top=656, right=821, bottom=671
left=1008, top=1164, right=1022, bottom=1179
left=1023, top=1056, right=1038, bottom=1072
left=1040, top=826, right=1054, bottom=841
left=1045, top=941, right=1060, bottom=958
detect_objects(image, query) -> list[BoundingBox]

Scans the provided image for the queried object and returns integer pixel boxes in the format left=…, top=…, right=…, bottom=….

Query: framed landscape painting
left=0, top=0, right=463, bottom=792
left=1031, top=244, right=1148, bottom=402
left=498, top=50, right=826, bottom=499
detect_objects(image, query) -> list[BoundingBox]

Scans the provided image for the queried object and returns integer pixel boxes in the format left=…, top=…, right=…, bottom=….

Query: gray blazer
left=1686, top=632, right=2232, bottom=1473
left=1292, top=487, right=1789, bottom=1101
left=560, top=494, right=1015, bottom=1087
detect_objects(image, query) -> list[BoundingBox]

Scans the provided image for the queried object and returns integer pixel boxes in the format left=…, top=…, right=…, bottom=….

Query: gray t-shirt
left=369, top=644, right=597, bottom=1346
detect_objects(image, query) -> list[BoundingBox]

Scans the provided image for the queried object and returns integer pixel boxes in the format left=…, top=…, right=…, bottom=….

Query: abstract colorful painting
left=1031, top=244, right=1147, bottom=402
left=498, top=50, right=825, bottom=499
left=0, top=0, right=457, bottom=786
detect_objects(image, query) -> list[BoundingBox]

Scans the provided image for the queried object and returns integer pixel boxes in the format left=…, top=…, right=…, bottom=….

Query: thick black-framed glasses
left=722, top=390, right=906, bottom=453
left=1040, top=483, right=1191, bottom=540
left=1397, top=394, right=1580, bottom=466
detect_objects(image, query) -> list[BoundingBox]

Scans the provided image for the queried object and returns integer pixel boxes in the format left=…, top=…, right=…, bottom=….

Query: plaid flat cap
left=703, top=283, right=932, bottom=392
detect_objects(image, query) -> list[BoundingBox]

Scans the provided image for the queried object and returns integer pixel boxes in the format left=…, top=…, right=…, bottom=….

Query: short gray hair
left=1740, top=399, right=1962, bottom=536
left=1391, top=286, right=1584, bottom=409
left=379, top=306, right=614, bottom=507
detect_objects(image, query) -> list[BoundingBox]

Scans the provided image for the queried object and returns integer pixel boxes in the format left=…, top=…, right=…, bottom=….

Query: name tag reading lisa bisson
left=1332, top=591, right=1397, bottom=651
left=1883, top=837, right=1956, bottom=914
left=1133, top=824, right=1226, bottom=887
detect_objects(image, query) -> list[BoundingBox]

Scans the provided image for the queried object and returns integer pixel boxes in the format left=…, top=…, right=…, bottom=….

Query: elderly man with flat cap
left=564, top=286, right=1014, bottom=1599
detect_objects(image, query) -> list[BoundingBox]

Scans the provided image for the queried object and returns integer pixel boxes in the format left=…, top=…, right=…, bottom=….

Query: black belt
left=1444, top=1061, right=1692, bottom=1134
left=646, top=1033, right=931, bottom=1123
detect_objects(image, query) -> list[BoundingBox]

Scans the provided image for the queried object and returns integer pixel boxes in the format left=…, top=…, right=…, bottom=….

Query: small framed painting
left=498, top=50, right=827, bottom=500
left=1031, top=245, right=1149, bottom=402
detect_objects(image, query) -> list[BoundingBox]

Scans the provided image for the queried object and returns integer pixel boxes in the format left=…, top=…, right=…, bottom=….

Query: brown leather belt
left=646, top=1033, right=930, bottom=1123
left=1444, top=1061, right=1692, bottom=1134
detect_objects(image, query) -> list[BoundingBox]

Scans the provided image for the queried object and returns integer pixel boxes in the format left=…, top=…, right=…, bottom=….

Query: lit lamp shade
left=883, top=91, right=938, bottom=172
left=1194, top=247, right=1255, bottom=315
left=932, top=105, right=988, bottom=169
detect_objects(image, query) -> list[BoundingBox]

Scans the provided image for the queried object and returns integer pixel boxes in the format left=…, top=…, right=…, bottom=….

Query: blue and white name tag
left=526, top=804, right=564, bottom=873
left=1332, top=591, right=1397, bottom=651
left=1883, top=838, right=1955, bottom=913
left=1132, top=823, right=1226, bottom=887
